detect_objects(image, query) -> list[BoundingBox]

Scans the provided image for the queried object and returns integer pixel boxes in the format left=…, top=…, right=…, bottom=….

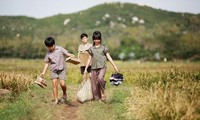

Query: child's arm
left=84, top=55, right=91, bottom=73
left=40, top=62, right=49, bottom=77
left=106, top=53, right=118, bottom=72
left=66, top=52, right=75, bottom=58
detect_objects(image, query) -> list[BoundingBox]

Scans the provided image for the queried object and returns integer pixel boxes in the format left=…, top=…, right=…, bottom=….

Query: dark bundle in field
left=110, top=73, right=124, bottom=86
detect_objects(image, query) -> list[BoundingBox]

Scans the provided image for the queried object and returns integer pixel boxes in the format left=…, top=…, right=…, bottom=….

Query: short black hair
left=44, top=37, right=55, bottom=47
left=92, top=31, right=101, bottom=40
left=80, top=33, right=88, bottom=39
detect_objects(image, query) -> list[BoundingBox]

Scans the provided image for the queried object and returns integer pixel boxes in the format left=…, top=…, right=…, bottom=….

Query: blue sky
left=0, top=0, right=200, bottom=18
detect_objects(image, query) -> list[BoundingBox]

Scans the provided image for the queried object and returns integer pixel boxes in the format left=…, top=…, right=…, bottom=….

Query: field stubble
left=0, top=59, right=199, bottom=120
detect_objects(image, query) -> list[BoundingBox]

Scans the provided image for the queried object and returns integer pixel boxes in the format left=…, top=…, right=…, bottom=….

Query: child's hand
left=40, top=73, right=45, bottom=78
left=83, top=72, right=87, bottom=81
left=114, top=66, right=118, bottom=73
left=66, top=53, right=75, bottom=58
left=70, top=54, right=75, bottom=58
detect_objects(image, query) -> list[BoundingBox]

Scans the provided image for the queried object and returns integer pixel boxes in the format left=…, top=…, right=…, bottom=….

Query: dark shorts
left=51, top=69, right=66, bottom=80
left=80, top=66, right=91, bottom=74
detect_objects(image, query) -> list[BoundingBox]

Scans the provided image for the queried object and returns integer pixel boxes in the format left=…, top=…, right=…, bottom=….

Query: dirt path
left=60, top=101, right=80, bottom=120
left=54, top=84, right=82, bottom=120
left=30, top=82, right=83, bottom=120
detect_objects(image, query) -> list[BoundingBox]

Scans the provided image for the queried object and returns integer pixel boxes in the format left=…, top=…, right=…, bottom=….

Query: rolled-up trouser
left=91, top=67, right=107, bottom=100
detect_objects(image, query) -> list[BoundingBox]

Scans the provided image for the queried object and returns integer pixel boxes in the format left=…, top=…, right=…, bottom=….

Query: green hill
left=0, top=2, right=200, bottom=60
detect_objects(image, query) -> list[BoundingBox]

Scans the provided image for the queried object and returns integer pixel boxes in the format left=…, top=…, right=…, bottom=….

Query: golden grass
left=0, top=71, right=34, bottom=94
left=0, top=59, right=200, bottom=119
left=124, top=66, right=200, bottom=120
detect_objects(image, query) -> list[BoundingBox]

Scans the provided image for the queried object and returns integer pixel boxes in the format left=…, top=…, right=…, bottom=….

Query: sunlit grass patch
left=0, top=59, right=200, bottom=120
left=0, top=71, right=34, bottom=94
left=0, top=94, right=34, bottom=120
left=124, top=67, right=200, bottom=120
left=108, top=86, right=131, bottom=120
left=77, top=86, right=131, bottom=120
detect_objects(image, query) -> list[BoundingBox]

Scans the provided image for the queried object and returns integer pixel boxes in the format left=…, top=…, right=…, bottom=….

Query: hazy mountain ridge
left=0, top=2, right=199, bottom=60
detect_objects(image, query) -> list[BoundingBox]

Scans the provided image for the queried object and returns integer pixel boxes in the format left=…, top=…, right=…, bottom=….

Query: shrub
left=0, top=71, right=34, bottom=94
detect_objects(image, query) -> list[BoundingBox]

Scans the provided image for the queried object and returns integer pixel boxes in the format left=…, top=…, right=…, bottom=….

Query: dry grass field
left=0, top=59, right=199, bottom=120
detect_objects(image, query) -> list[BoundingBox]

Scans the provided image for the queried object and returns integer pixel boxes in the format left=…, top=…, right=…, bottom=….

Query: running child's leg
left=59, top=80, right=67, bottom=98
left=52, top=79, right=59, bottom=104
